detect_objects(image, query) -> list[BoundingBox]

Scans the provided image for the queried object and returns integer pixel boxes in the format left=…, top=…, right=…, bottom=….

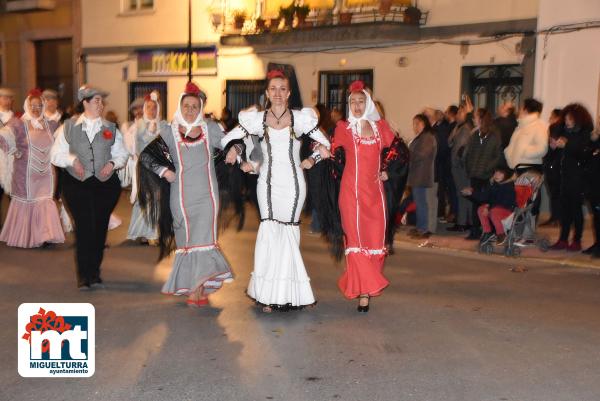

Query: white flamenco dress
left=222, top=108, right=330, bottom=308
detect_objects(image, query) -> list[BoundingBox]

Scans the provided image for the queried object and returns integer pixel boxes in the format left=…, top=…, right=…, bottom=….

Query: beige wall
left=82, top=0, right=533, bottom=132
left=258, top=36, right=525, bottom=140
left=81, top=0, right=220, bottom=48
left=87, top=36, right=524, bottom=139
left=419, top=0, right=538, bottom=27
left=81, top=0, right=539, bottom=49
left=534, top=0, right=600, bottom=121
left=0, top=0, right=78, bottom=106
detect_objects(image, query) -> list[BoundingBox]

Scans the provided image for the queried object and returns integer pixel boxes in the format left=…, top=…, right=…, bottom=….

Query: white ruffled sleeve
left=294, top=108, right=330, bottom=148
left=221, top=107, right=265, bottom=149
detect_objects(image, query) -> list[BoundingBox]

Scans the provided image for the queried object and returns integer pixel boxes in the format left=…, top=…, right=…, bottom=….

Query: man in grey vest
left=51, top=85, right=129, bottom=290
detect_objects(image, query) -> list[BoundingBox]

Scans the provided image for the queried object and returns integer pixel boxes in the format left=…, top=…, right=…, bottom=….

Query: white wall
left=87, top=36, right=525, bottom=137
left=81, top=0, right=220, bottom=48
left=256, top=36, right=525, bottom=140
left=81, top=0, right=539, bottom=49
left=534, top=0, right=600, bottom=121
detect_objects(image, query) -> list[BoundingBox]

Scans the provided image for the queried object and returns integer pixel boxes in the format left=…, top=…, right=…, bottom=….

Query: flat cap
left=77, top=85, right=108, bottom=102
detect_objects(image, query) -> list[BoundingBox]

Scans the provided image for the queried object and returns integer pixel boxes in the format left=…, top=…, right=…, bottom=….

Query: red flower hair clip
left=184, top=82, right=201, bottom=96
left=103, top=129, right=113, bottom=140
left=348, top=80, right=365, bottom=93
left=28, top=88, right=43, bottom=98
left=267, top=69, right=286, bottom=80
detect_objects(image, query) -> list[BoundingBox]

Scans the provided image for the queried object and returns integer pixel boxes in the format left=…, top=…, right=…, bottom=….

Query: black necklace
left=270, top=108, right=287, bottom=126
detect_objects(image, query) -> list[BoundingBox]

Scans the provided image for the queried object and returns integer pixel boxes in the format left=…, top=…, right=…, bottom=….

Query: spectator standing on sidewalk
left=549, top=103, right=593, bottom=252
left=541, top=108, right=564, bottom=226
left=584, top=119, right=600, bottom=258
left=407, top=114, right=437, bottom=239
left=447, top=102, right=474, bottom=233
left=504, top=98, right=548, bottom=174
left=494, top=102, right=518, bottom=150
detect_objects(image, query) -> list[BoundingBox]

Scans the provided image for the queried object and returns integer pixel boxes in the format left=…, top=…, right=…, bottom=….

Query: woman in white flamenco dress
left=222, top=69, right=331, bottom=312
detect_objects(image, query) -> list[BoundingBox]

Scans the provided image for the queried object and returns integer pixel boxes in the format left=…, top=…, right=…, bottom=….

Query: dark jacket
left=559, top=125, right=591, bottom=181
left=494, top=115, right=518, bottom=149
left=433, top=119, right=452, bottom=180
left=408, top=129, right=437, bottom=188
left=448, top=120, right=473, bottom=168
left=465, top=127, right=502, bottom=180
left=543, top=122, right=564, bottom=182
left=470, top=179, right=516, bottom=210
left=585, top=135, right=600, bottom=198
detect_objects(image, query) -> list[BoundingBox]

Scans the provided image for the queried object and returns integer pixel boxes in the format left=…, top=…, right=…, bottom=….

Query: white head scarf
left=172, top=84, right=205, bottom=137
left=21, top=91, right=46, bottom=130
left=347, top=82, right=380, bottom=136
left=143, top=91, right=161, bottom=124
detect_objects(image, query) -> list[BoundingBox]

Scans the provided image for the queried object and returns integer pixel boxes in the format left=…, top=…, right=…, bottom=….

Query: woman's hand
left=379, top=171, right=389, bottom=182
left=556, top=136, right=568, bottom=148
left=301, top=158, right=315, bottom=170
left=240, top=162, right=255, bottom=173
left=163, top=170, right=176, bottom=183
left=317, top=145, right=331, bottom=159
left=99, top=162, right=114, bottom=179
left=72, top=158, right=85, bottom=179
left=225, top=146, right=238, bottom=165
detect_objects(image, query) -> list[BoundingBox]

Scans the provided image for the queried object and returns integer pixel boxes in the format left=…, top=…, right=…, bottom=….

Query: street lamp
left=187, top=0, right=192, bottom=83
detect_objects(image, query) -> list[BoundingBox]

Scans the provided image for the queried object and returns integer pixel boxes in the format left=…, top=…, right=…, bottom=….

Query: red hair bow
left=348, top=80, right=365, bottom=93
left=28, top=88, right=43, bottom=98
left=184, top=82, right=201, bottom=96
left=267, top=69, right=286, bottom=80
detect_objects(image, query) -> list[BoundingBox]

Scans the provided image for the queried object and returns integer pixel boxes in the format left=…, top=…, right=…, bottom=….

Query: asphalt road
left=2, top=195, right=600, bottom=401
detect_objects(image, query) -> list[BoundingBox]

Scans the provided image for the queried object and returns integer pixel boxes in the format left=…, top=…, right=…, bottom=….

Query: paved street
left=2, top=194, right=600, bottom=401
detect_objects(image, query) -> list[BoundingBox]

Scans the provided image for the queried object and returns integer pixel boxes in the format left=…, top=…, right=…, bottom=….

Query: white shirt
left=50, top=114, right=129, bottom=169
left=0, top=110, right=14, bottom=125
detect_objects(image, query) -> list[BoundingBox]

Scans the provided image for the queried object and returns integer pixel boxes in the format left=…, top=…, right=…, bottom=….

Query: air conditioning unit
left=5, top=0, right=56, bottom=12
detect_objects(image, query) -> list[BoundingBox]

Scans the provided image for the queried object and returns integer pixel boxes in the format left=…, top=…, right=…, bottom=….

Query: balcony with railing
left=215, top=0, right=429, bottom=49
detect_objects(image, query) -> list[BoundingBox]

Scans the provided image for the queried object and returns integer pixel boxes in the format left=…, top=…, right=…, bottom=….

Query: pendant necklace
left=270, top=108, right=287, bottom=126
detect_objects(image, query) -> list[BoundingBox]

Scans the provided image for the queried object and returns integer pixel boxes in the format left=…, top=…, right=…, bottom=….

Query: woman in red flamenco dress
left=330, top=81, right=398, bottom=312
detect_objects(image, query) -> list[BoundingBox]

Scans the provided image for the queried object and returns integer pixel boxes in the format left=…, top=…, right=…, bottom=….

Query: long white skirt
left=247, top=221, right=315, bottom=307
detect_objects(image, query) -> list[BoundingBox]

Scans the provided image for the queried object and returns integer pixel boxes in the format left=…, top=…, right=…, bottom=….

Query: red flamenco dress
left=333, top=119, right=396, bottom=299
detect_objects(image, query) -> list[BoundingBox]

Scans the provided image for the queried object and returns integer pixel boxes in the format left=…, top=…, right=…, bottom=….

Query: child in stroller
left=461, top=166, right=516, bottom=250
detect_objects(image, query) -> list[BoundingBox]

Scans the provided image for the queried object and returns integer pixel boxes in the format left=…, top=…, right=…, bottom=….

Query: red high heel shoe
left=186, top=298, right=209, bottom=307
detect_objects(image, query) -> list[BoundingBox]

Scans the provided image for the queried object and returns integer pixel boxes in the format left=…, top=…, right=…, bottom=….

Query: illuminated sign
left=137, top=46, right=217, bottom=76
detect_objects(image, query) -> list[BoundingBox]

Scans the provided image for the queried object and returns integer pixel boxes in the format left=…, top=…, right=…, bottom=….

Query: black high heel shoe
left=357, top=295, right=370, bottom=313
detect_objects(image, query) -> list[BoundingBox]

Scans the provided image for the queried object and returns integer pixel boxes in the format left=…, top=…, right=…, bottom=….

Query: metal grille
left=128, top=81, right=167, bottom=120
left=318, top=70, right=374, bottom=119
left=461, top=65, right=523, bottom=113
left=226, top=79, right=266, bottom=117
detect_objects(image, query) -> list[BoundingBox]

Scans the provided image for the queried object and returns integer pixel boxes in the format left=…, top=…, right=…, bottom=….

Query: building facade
left=0, top=0, right=81, bottom=107
left=80, top=0, right=598, bottom=138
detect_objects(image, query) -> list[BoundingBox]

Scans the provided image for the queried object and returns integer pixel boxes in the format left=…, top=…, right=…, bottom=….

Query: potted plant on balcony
left=269, top=17, right=282, bottom=30
left=255, top=16, right=266, bottom=31
left=232, top=10, right=247, bottom=30
left=339, top=10, right=353, bottom=25
left=379, top=0, right=393, bottom=16
left=279, top=4, right=296, bottom=28
left=403, top=5, right=421, bottom=25
left=295, top=4, right=311, bottom=27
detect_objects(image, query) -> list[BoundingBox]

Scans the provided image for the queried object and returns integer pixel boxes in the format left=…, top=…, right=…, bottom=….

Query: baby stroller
left=479, top=165, right=550, bottom=256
